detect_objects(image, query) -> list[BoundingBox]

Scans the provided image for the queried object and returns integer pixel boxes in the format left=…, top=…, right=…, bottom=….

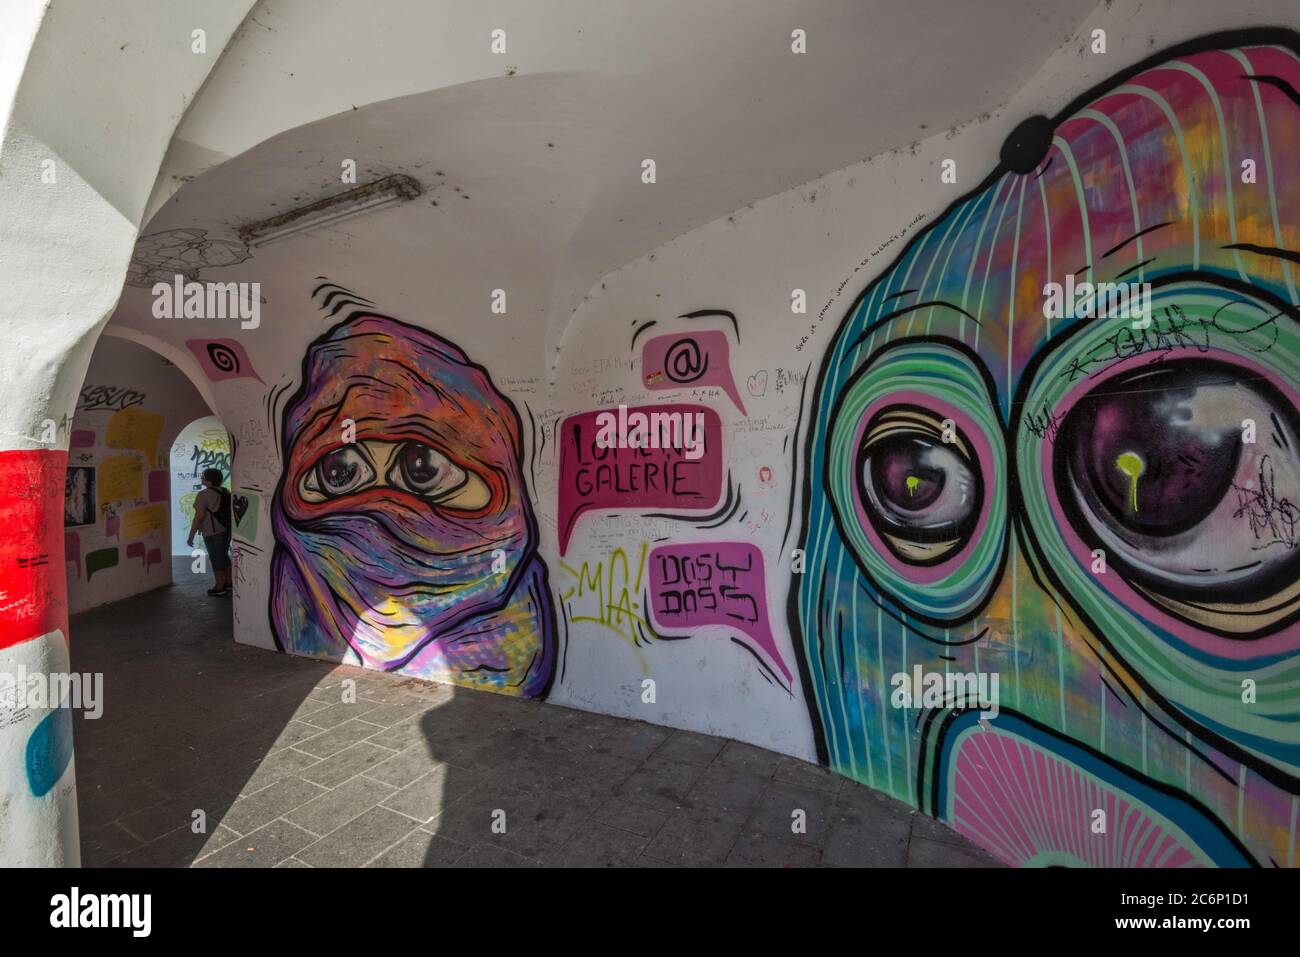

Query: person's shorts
left=203, top=532, right=231, bottom=572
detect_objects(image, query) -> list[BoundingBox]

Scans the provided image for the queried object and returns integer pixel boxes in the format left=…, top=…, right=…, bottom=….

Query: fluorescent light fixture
left=238, top=174, right=423, bottom=247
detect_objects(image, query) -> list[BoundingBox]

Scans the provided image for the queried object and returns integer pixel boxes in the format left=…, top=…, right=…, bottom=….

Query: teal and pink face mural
left=796, top=31, right=1300, bottom=866
left=270, top=312, right=556, bottom=697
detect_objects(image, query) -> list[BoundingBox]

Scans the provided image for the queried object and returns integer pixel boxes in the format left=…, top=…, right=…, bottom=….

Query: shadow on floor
left=70, top=558, right=1002, bottom=867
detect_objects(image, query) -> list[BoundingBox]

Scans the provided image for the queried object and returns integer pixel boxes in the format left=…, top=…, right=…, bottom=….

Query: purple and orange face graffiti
left=271, top=314, right=555, bottom=696
left=798, top=34, right=1300, bottom=865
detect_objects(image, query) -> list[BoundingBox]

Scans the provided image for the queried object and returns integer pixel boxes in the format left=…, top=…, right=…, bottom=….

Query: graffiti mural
left=795, top=31, right=1300, bottom=866
left=270, top=312, right=557, bottom=697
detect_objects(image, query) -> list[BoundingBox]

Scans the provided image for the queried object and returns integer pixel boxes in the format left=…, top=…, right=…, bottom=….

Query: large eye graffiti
left=1055, top=359, right=1300, bottom=633
left=826, top=339, right=1007, bottom=624
left=1017, top=280, right=1300, bottom=777
left=857, top=407, right=984, bottom=565
left=388, top=441, right=469, bottom=500
left=303, top=445, right=375, bottom=497
left=299, top=439, right=488, bottom=508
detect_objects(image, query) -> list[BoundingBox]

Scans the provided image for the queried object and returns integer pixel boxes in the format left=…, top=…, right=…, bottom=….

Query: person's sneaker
left=207, top=587, right=222, bottom=596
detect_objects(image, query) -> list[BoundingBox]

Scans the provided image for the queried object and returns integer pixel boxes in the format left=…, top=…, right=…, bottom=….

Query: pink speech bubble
left=186, top=338, right=264, bottom=384
left=558, top=404, right=723, bottom=555
left=648, top=542, right=791, bottom=684
left=148, top=470, right=168, bottom=502
left=641, top=331, right=746, bottom=415
left=64, top=531, right=81, bottom=578
left=70, top=430, right=96, bottom=450
left=126, top=541, right=146, bottom=567
left=146, top=547, right=162, bottom=572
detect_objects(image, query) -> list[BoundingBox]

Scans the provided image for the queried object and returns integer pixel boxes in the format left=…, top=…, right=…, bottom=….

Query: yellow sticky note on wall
left=107, top=408, right=165, bottom=459
left=122, top=504, right=167, bottom=539
left=98, top=455, right=145, bottom=509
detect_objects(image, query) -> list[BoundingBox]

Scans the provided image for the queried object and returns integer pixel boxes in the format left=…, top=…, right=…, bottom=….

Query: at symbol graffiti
left=664, top=337, right=709, bottom=384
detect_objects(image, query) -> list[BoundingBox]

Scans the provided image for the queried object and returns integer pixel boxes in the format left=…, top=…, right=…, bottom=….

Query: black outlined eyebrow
left=1101, top=221, right=1172, bottom=259
left=1114, top=257, right=1156, bottom=280
left=1241, top=73, right=1300, bottom=109
left=884, top=289, right=918, bottom=301
left=1222, top=242, right=1300, bottom=266
left=840, top=300, right=981, bottom=362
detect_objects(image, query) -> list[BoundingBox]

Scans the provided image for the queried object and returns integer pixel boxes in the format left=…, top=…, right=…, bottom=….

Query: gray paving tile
left=295, top=719, right=388, bottom=758
left=908, top=810, right=971, bottom=847
left=686, top=763, right=768, bottom=813
left=298, top=742, right=395, bottom=788
left=382, top=765, right=485, bottom=824
left=299, top=700, right=381, bottom=730
left=114, top=823, right=241, bottom=868
left=296, top=807, right=418, bottom=867
left=907, top=835, right=1004, bottom=867
left=745, top=781, right=836, bottom=845
left=654, top=730, right=726, bottom=767
left=364, top=744, right=449, bottom=789
left=773, top=756, right=842, bottom=794
left=642, top=804, right=747, bottom=867
left=218, top=746, right=323, bottom=797
left=548, top=822, right=649, bottom=867
left=79, top=822, right=142, bottom=867
left=367, top=829, right=469, bottom=867
left=220, top=776, right=328, bottom=835
left=284, top=774, right=396, bottom=836
left=590, top=796, right=669, bottom=838
left=196, top=820, right=317, bottom=868
left=616, top=755, right=706, bottom=812
left=822, top=806, right=910, bottom=867
left=453, top=843, right=539, bottom=868
left=724, top=833, right=822, bottom=868
left=716, top=740, right=784, bottom=778
left=116, top=780, right=240, bottom=843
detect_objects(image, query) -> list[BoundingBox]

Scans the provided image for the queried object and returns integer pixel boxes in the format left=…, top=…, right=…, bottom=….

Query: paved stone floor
left=69, top=559, right=1001, bottom=868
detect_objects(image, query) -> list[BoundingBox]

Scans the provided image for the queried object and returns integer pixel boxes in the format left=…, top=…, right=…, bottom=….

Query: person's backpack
left=208, top=486, right=233, bottom=533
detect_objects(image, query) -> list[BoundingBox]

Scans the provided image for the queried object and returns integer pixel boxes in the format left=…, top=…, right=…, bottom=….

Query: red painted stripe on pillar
left=0, top=449, right=70, bottom=649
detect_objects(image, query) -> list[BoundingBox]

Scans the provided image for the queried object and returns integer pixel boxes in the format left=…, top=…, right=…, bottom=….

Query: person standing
left=187, top=467, right=232, bottom=596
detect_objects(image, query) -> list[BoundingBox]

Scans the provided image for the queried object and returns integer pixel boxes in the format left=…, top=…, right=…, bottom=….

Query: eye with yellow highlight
left=1054, top=358, right=1300, bottom=636
left=856, top=406, right=984, bottom=566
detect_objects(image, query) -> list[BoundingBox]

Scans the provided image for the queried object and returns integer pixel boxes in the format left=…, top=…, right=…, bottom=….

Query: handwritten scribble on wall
left=796, top=31, right=1300, bottom=867
left=270, top=313, right=556, bottom=697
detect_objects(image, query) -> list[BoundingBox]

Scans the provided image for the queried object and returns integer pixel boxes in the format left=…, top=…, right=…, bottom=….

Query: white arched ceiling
left=126, top=0, right=1096, bottom=367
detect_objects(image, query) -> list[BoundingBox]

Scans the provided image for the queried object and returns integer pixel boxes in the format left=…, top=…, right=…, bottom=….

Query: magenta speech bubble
left=558, top=404, right=723, bottom=555
left=641, top=331, right=746, bottom=415
left=647, top=541, right=791, bottom=684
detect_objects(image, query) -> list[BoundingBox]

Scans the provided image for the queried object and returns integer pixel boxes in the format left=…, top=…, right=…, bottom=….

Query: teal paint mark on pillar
left=26, top=702, right=74, bottom=796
